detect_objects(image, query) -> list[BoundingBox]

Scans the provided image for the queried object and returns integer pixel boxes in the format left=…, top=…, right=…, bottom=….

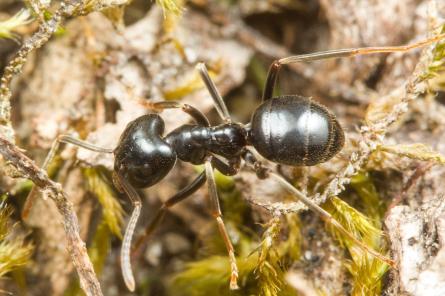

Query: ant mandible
left=23, top=33, right=445, bottom=291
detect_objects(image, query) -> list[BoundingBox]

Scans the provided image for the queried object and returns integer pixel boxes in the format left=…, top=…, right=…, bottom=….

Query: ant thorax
left=165, top=122, right=247, bottom=164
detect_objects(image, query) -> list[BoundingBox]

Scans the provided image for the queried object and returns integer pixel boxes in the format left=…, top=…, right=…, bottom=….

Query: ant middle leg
left=211, top=156, right=241, bottom=176
left=241, top=149, right=395, bottom=267
left=262, top=32, right=445, bottom=100
left=22, top=135, right=114, bottom=220
left=132, top=156, right=240, bottom=255
left=132, top=170, right=207, bottom=254
left=204, top=159, right=239, bottom=290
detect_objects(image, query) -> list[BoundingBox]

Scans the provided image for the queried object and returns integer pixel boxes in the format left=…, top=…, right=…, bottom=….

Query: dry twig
left=0, top=136, right=103, bottom=296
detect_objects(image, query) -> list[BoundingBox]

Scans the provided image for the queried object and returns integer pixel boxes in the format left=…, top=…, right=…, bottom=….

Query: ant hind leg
left=262, top=33, right=445, bottom=101
left=241, top=149, right=395, bottom=267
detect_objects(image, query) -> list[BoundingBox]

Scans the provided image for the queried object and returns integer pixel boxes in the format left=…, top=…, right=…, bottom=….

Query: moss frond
left=0, top=240, right=33, bottom=278
left=323, top=196, right=381, bottom=248
left=0, top=202, right=33, bottom=278
left=0, top=9, right=32, bottom=40
left=156, top=0, right=184, bottom=16
left=83, top=167, right=124, bottom=238
left=88, top=221, right=111, bottom=274
left=172, top=255, right=257, bottom=296
left=379, top=143, right=445, bottom=164
left=172, top=215, right=300, bottom=296
left=426, top=24, right=445, bottom=77
left=0, top=202, right=13, bottom=241
left=281, top=214, right=302, bottom=261
left=324, top=174, right=390, bottom=296
left=350, top=172, right=385, bottom=221
left=163, top=68, right=219, bottom=100
left=345, top=254, right=389, bottom=296
left=254, top=218, right=283, bottom=296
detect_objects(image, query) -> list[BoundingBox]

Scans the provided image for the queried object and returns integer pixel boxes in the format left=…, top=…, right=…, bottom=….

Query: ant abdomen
left=114, top=114, right=177, bottom=188
left=249, top=95, right=344, bottom=166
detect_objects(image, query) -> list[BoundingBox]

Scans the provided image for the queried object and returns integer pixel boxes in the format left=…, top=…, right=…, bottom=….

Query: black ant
left=23, top=33, right=445, bottom=291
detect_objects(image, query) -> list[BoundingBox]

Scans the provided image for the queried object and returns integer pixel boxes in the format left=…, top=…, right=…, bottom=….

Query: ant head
left=114, top=114, right=177, bottom=188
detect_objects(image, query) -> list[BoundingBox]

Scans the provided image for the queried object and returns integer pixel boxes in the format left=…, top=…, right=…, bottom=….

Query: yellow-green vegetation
left=156, top=0, right=184, bottom=16
left=0, top=200, right=33, bottom=278
left=171, top=176, right=302, bottom=296
left=426, top=25, right=445, bottom=78
left=323, top=173, right=389, bottom=296
left=0, top=9, right=31, bottom=40
left=65, top=168, right=119, bottom=296
left=379, top=143, right=445, bottom=164
left=83, top=167, right=124, bottom=238
left=88, top=221, right=112, bottom=274
left=163, top=67, right=220, bottom=100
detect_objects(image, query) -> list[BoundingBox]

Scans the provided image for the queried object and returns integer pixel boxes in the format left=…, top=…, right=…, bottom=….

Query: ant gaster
left=23, top=33, right=445, bottom=291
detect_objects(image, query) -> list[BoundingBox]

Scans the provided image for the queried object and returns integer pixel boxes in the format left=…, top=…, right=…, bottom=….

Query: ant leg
left=149, top=101, right=210, bottom=127
left=132, top=171, right=206, bottom=254
left=211, top=156, right=241, bottom=176
left=113, top=172, right=142, bottom=292
left=22, top=135, right=114, bottom=220
left=204, top=160, right=239, bottom=289
left=263, top=33, right=445, bottom=100
left=242, top=149, right=396, bottom=267
left=195, top=63, right=232, bottom=123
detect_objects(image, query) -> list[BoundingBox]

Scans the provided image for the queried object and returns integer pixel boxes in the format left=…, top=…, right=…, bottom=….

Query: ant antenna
left=22, top=135, right=114, bottom=220
left=113, top=172, right=142, bottom=292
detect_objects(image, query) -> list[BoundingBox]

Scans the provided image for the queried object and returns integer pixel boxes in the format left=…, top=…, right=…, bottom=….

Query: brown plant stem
left=0, top=136, right=103, bottom=296
left=0, top=0, right=86, bottom=142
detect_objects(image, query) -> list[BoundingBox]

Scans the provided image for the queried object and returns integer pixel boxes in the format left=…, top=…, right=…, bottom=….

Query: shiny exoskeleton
left=114, top=95, right=344, bottom=189
left=27, top=34, right=444, bottom=292
left=110, top=76, right=345, bottom=290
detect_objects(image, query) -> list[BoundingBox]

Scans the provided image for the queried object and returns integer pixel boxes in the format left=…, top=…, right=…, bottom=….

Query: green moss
left=0, top=202, right=33, bottom=278
left=324, top=172, right=389, bottom=296
left=83, top=167, right=124, bottom=239
left=0, top=10, right=32, bottom=40
left=156, top=0, right=184, bottom=16
left=171, top=208, right=301, bottom=296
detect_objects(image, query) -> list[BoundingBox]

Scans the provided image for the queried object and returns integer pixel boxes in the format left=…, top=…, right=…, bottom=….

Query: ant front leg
left=204, top=160, right=239, bottom=290
left=262, top=33, right=445, bottom=100
left=22, top=135, right=114, bottom=220
left=113, top=171, right=142, bottom=292
left=241, top=149, right=395, bottom=268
